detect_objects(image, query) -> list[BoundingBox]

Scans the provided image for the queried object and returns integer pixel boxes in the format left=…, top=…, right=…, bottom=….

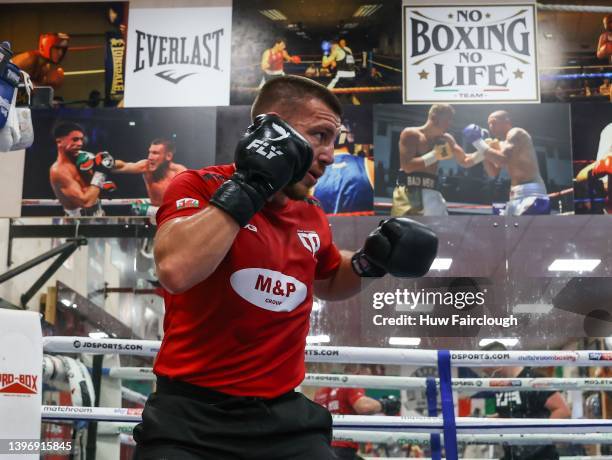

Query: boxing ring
left=38, top=336, right=612, bottom=459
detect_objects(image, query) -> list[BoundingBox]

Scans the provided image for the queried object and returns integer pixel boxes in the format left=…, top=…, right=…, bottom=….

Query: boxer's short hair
left=53, top=122, right=84, bottom=139
left=428, top=104, right=455, bottom=122
left=251, top=75, right=343, bottom=120
left=151, top=138, right=175, bottom=154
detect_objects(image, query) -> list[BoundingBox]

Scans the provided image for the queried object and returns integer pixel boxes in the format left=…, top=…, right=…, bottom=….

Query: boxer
left=113, top=138, right=186, bottom=219
left=133, top=75, right=438, bottom=459
left=465, top=111, right=550, bottom=215
left=597, top=15, right=612, bottom=63
left=12, top=33, right=69, bottom=89
left=322, top=38, right=359, bottom=104
left=575, top=122, right=612, bottom=213
left=49, top=122, right=116, bottom=217
left=259, top=38, right=300, bottom=88
left=392, top=104, right=485, bottom=216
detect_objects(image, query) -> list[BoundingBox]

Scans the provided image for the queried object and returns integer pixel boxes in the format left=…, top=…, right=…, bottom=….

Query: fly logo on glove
left=245, top=122, right=291, bottom=159
left=246, top=139, right=285, bottom=160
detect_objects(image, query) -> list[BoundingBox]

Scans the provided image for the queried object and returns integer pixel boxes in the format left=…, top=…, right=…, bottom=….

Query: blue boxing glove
left=463, top=124, right=489, bottom=162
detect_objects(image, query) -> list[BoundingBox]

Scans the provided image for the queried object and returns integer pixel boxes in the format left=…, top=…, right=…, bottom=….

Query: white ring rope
left=40, top=406, right=612, bottom=435
left=121, top=386, right=147, bottom=406
left=303, top=374, right=612, bottom=392
left=99, top=366, right=612, bottom=392
left=335, top=431, right=612, bottom=446
left=537, top=3, right=612, bottom=13
left=95, top=423, right=612, bottom=446
left=43, top=337, right=612, bottom=367
left=22, top=198, right=149, bottom=206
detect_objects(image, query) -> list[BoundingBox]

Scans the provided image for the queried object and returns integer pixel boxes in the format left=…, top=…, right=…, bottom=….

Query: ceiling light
left=430, top=258, right=452, bottom=270
left=513, top=303, right=553, bottom=314
left=89, top=331, right=109, bottom=339
left=353, top=4, right=382, bottom=18
left=478, top=338, right=519, bottom=348
left=388, top=337, right=421, bottom=346
left=60, top=299, right=71, bottom=307
left=548, top=259, right=600, bottom=272
left=259, top=9, right=287, bottom=21
left=307, top=334, right=330, bottom=344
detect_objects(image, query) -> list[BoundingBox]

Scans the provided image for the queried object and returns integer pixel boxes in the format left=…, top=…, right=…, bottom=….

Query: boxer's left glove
left=211, top=114, right=313, bottom=226
left=379, top=395, right=401, bottom=416
left=352, top=218, right=438, bottom=278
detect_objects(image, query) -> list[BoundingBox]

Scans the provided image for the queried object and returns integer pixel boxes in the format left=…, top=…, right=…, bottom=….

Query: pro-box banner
left=0, top=310, right=42, bottom=460
left=124, top=0, right=231, bottom=107
left=402, top=2, right=539, bottom=104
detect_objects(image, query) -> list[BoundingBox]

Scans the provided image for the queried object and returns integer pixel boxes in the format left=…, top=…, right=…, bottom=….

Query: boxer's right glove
left=379, top=395, right=402, bottom=416
left=211, top=114, right=313, bottom=226
left=352, top=218, right=438, bottom=278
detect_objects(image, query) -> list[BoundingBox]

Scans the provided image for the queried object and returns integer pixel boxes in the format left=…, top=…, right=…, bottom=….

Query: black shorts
left=133, top=376, right=336, bottom=460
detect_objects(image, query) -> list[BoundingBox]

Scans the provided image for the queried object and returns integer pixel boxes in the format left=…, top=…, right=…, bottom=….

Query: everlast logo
left=134, top=29, right=224, bottom=84
left=404, top=5, right=536, bottom=101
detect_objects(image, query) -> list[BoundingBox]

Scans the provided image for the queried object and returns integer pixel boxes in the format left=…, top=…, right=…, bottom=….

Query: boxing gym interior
left=1, top=0, right=612, bottom=459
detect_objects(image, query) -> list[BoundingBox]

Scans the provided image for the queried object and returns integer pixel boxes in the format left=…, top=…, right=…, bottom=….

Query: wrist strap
left=351, top=252, right=386, bottom=278
left=210, top=175, right=265, bottom=227
left=421, top=149, right=437, bottom=167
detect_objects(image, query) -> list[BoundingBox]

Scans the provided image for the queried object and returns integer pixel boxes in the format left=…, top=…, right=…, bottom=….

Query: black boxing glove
left=351, top=218, right=438, bottom=278
left=210, top=114, right=313, bottom=226
left=378, top=395, right=401, bottom=416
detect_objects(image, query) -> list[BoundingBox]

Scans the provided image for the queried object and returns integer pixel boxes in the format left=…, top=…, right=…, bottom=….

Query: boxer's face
left=58, top=130, right=85, bottom=156
left=433, top=114, right=452, bottom=133
left=605, top=16, right=612, bottom=32
left=148, top=144, right=171, bottom=171
left=488, top=115, right=508, bottom=139
left=280, top=98, right=340, bottom=200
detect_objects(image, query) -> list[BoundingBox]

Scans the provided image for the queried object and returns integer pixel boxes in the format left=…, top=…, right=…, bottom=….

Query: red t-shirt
left=153, top=165, right=342, bottom=398
left=314, top=387, right=366, bottom=449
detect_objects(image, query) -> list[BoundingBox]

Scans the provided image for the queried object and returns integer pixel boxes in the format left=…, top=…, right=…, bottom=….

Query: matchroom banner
left=124, top=0, right=232, bottom=107
left=402, top=2, right=539, bottom=104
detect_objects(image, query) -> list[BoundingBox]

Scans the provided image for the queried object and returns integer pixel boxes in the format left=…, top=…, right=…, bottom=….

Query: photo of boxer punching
left=374, top=104, right=573, bottom=215
left=572, top=104, right=612, bottom=214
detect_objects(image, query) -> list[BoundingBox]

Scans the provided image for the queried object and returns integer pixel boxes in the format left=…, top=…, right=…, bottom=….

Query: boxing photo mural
left=1, top=2, right=128, bottom=108
left=572, top=103, right=612, bottom=214
left=230, top=0, right=403, bottom=105
left=21, top=107, right=216, bottom=217
left=374, top=103, right=574, bottom=216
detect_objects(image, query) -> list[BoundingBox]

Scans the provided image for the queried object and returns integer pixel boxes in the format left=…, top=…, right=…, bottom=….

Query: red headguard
left=38, top=33, right=69, bottom=63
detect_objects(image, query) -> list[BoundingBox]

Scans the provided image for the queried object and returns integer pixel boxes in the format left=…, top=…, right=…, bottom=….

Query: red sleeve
left=315, top=218, right=342, bottom=280
left=345, top=388, right=366, bottom=407
left=156, top=170, right=225, bottom=228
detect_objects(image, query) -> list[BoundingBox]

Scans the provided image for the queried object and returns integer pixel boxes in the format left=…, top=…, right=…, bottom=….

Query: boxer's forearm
left=314, top=251, right=370, bottom=301
left=155, top=206, right=240, bottom=294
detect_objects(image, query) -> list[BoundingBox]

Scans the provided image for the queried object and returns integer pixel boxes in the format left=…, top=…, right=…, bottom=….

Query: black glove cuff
left=351, top=251, right=387, bottom=278
left=210, top=175, right=265, bottom=227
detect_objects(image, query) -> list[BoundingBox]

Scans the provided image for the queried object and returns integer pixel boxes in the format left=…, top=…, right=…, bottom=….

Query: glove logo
left=270, top=123, right=290, bottom=142
left=245, top=139, right=285, bottom=160
left=297, top=230, right=320, bottom=255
